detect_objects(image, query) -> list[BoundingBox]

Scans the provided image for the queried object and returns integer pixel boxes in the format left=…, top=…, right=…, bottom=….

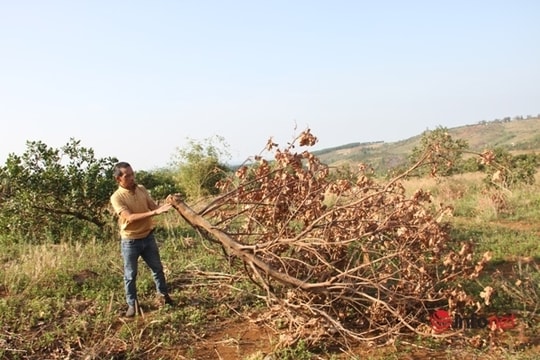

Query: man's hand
left=154, top=203, right=172, bottom=215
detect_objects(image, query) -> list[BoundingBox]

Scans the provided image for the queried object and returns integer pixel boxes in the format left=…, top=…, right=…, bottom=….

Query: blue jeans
left=121, top=232, right=169, bottom=306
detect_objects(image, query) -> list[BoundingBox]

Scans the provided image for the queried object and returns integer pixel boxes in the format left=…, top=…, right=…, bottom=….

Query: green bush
left=0, top=139, right=118, bottom=243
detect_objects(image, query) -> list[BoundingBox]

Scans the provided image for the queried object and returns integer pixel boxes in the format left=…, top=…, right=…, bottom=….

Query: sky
left=1, top=1, right=539, bottom=170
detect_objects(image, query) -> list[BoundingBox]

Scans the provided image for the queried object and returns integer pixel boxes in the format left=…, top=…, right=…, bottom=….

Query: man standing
left=110, top=161, right=174, bottom=317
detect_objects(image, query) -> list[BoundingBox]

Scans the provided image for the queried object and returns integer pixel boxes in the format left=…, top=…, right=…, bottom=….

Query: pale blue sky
left=1, top=1, right=539, bottom=170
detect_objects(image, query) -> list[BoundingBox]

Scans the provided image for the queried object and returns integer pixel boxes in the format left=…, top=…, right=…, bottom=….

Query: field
left=1, top=172, right=540, bottom=359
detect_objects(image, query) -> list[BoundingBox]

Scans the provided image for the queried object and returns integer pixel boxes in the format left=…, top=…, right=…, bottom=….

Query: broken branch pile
left=167, top=129, right=489, bottom=347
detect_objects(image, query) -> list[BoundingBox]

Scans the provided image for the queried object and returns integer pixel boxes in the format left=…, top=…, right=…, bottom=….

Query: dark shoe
left=162, top=294, right=174, bottom=307
left=125, top=305, right=136, bottom=317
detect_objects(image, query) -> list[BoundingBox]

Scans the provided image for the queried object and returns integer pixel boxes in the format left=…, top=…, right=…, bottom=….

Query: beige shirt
left=110, top=185, right=157, bottom=239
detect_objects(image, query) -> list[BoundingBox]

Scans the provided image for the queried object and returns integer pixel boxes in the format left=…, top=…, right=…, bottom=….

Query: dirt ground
left=187, top=320, right=273, bottom=360
left=172, top=316, right=540, bottom=360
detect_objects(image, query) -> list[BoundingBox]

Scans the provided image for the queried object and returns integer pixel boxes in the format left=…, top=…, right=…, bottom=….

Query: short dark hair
left=113, top=162, right=131, bottom=177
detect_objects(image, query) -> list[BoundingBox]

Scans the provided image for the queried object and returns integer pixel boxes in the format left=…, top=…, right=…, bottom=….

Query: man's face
left=116, top=166, right=136, bottom=190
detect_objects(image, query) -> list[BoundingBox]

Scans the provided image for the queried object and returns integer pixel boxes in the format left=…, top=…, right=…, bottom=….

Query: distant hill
left=314, top=116, right=540, bottom=174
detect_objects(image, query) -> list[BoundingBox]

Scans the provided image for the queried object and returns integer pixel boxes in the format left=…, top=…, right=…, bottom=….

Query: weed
left=273, top=340, right=313, bottom=360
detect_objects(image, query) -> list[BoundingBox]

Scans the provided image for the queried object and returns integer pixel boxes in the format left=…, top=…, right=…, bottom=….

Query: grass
left=0, top=234, right=249, bottom=359
left=1, top=172, right=540, bottom=359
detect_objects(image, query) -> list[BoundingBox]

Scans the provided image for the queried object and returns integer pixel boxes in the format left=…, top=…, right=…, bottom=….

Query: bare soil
left=172, top=313, right=540, bottom=360
left=185, top=318, right=273, bottom=360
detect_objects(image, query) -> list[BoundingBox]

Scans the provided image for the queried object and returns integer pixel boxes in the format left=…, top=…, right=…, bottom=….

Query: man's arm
left=118, top=203, right=173, bottom=222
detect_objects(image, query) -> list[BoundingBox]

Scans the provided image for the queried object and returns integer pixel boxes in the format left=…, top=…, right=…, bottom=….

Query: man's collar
left=118, top=184, right=138, bottom=193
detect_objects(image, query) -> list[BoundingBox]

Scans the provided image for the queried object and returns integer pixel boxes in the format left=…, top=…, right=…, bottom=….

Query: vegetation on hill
left=315, top=116, right=540, bottom=175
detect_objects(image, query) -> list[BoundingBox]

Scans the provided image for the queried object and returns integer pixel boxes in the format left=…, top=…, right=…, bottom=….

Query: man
left=110, top=161, right=174, bottom=317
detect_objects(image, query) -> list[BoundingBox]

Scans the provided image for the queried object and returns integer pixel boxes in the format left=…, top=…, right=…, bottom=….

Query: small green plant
left=273, top=340, right=314, bottom=360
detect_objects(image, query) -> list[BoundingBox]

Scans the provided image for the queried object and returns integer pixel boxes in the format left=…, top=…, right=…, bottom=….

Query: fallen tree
left=167, top=129, right=490, bottom=348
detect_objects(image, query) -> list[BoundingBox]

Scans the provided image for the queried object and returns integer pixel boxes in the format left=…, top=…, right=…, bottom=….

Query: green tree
left=0, top=139, right=118, bottom=243
left=136, top=168, right=182, bottom=200
left=408, top=127, right=469, bottom=177
left=171, top=136, right=231, bottom=200
left=480, top=147, right=538, bottom=189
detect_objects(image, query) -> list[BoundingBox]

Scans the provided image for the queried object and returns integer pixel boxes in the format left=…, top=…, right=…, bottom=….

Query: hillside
left=314, top=116, right=540, bottom=173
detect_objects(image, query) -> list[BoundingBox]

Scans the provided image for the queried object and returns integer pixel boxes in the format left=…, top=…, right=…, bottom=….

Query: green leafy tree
left=480, top=147, right=538, bottom=189
left=459, top=156, right=482, bottom=173
left=136, top=168, right=182, bottom=200
left=0, top=139, right=118, bottom=243
left=408, top=127, right=469, bottom=177
left=171, top=135, right=231, bottom=200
